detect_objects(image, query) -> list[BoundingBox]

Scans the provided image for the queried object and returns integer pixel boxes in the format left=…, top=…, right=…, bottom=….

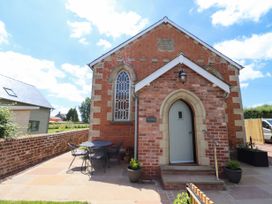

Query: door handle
left=189, top=131, right=192, bottom=134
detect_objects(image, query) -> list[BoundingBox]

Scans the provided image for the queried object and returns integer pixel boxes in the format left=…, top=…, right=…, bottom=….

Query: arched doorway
left=169, top=100, right=195, bottom=163
left=159, top=89, right=209, bottom=166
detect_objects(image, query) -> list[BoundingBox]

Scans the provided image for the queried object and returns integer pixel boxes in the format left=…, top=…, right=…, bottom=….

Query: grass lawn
left=47, top=122, right=89, bottom=134
left=0, top=201, right=88, bottom=204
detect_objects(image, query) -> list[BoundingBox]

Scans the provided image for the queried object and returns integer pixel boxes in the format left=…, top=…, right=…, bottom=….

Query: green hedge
left=244, top=104, right=272, bottom=119
left=48, top=122, right=89, bottom=130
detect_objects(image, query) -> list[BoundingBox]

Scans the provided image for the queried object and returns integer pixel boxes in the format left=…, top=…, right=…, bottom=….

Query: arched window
left=114, top=71, right=131, bottom=121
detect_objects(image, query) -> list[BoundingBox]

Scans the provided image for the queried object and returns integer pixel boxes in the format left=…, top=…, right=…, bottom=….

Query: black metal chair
left=89, top=147, right=108, bottom=173
left=67, top=143, right=88, bottom=171
left=107, top=142, right=122, bottom=166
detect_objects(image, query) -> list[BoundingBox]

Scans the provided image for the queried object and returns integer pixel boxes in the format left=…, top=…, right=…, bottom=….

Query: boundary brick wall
left=0, top=129, right=89, bottom=179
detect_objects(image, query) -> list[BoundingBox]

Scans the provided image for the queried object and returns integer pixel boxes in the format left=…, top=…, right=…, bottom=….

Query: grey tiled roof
left=0, top=74, right=53, bottom=109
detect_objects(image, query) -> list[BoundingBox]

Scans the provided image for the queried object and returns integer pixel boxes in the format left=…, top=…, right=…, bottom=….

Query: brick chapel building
left=88, top=17, right=245, bottom=181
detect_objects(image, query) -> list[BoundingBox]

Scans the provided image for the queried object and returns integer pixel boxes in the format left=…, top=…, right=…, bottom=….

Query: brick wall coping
left=0, top=128, right=89, bottom=142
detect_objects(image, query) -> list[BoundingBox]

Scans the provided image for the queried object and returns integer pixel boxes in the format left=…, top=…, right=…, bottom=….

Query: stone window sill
left=110, top=121, right=133, bottom=125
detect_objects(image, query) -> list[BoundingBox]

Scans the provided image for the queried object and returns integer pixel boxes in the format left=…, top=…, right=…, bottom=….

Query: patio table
left=80, top=140, right=112, bottom=149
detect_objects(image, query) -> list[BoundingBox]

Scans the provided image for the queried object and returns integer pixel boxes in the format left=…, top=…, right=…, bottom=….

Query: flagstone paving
left=1, top=151, right=272, bottom=204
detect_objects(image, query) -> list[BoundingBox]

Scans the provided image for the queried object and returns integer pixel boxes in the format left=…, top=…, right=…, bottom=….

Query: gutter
left=87, top=63, right=94, bottom=71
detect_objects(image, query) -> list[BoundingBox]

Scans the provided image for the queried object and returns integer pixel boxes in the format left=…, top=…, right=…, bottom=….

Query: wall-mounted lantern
left=178, top=69, right=187, bottom=83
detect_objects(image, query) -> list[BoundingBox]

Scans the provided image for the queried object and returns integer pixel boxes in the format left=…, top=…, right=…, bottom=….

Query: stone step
left=160, top=165, right=215, bottom=175
left=161, top=173, right=225, bottom=190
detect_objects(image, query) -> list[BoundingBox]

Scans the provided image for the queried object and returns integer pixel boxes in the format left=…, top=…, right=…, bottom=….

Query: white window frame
left=114, top=71, right=131, bottom=121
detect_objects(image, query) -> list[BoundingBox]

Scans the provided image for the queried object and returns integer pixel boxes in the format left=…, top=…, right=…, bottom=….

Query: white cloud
left=240, top=63, right=264, bottom=82
left=0, top=20, right=9, bottom=44
left=50, top=105, right=69, bottom=117
left=61, top=63, right=92, bottom=94
left=214, top=32, right=272, bottom=88
left=214, top=32, right=272, bottom=60
left=67, top=21, right=91, bottom=44
left=67, top=21, right=91, bottom=38
left=0, top=51, right=92, bottom=103
left=238, top=62, right=272, bottom=88
left=240, top=83, right=248, bottom=88
left=96, top=39, right=112, bottom=50
left=65, top=0, right=148, bottom=38
left=78, top=38, right=88, bottom=45
left=195, top=0, right=272, bottom=26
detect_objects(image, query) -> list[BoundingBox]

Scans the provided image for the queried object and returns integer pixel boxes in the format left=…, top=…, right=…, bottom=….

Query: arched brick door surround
left=159, top=89, right=210, bottom=165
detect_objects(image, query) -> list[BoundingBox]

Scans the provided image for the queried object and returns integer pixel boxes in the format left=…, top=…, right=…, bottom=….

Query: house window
left=3, top=87, right=17, bottom=97
left=114, top=71, right=131, bottom=121
left=28, top=120, right=40, bottom=132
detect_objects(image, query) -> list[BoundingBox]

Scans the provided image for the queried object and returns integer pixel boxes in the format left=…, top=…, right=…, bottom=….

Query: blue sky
left=0, top=0, right=272, bottom=117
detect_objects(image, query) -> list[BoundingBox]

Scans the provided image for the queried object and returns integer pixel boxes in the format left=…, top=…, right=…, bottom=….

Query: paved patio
left=1, top=151, right=272, bottom=204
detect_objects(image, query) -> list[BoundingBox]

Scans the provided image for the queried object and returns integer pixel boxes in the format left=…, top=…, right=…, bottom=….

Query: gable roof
left=0, top=74, right=53, bottom=109
left=88, top=16, right=243, bottom=70
left=135, top=54, right=230, bottom=93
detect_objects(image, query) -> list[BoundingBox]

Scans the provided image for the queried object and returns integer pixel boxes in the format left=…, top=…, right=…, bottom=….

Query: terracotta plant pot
left=127, top=167, right=141, bottom=183
left=224, top=167, right=242, bottom=184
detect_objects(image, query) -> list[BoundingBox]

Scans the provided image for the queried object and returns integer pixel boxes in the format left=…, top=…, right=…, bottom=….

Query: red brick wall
left=90, top=22, right=244, bottom=176
left=0, top=129, right=88, bottom=179
left=138, top=65, right=229, bottom=177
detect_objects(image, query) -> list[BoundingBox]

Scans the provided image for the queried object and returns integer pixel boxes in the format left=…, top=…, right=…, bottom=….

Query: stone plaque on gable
left=157, top=38, right=174, bottom=51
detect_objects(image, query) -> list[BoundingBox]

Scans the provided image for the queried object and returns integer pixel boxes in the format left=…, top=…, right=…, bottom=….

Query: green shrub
left=129, top=158, right=140, bottom=170
left=173, top=192, right=191, bottom=204
left=0, top=107, right=17, bottom=139
left=226, top=160, right=240, bottom=170
left=244, top=104, right=272, bottom=119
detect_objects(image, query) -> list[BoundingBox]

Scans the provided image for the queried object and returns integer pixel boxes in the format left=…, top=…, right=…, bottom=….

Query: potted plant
left=237, top=137, right=269, bottom=167
left=224, top=160, right=242, bottom=184
left=127, top=158, right=141, bottom=183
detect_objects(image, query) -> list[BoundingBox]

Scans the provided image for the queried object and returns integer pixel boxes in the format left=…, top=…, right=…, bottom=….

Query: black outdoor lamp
left=178, top=69, right=187, bottom=83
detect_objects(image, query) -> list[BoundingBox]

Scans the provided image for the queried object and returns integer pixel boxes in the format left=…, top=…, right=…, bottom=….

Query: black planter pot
left=127, top=167, right=141, bottom=183
left=224, top=167, right=242, bottom=184
left=237, top=148, right=269, bottom=167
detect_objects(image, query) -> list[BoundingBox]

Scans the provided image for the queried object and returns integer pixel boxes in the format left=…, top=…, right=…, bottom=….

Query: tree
left=0, top=107, right=17, bottom=139
left=79, top=97, right=91, bottom=123
left=66, top=108, right=79, bottom=122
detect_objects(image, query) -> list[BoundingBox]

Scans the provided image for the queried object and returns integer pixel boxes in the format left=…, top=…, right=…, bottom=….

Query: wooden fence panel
left=186, top=183, right=214, bottom=204
left=244, top=119, right=264, bottom=144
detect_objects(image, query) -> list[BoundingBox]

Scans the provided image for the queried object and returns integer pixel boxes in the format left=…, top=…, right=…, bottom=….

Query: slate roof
left=0, top=74, right=53, bottom=109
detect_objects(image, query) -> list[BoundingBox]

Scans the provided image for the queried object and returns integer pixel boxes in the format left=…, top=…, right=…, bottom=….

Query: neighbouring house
left=88, top=17, right=245, bottom=182
left=0, top=74, right=53, bottom=134
left=49, top=117, right=63, bottom=123
left=55, top=111, right=66, bottom=121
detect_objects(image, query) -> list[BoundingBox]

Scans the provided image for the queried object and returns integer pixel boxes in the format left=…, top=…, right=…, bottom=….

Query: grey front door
left=169, top=100, right=194, bottom=163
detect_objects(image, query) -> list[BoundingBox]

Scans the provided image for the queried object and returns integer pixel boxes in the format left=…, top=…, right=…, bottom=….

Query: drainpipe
left=134, top=95, right=138, bottom=160
left=214, top=141, right=219, bottom=180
